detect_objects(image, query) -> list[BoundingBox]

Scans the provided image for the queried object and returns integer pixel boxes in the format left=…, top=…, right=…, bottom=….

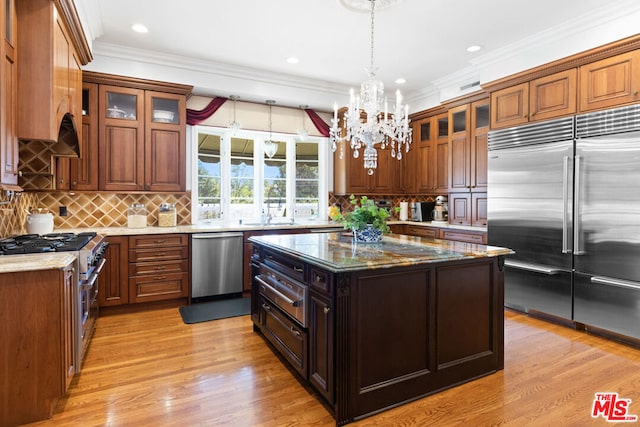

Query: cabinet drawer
left=129, top=234, right=188, bottom=249
left=129, top=272, right=188, bottom=303
left=441, top=230, right=486, bottom=244
left=130, top=259, right=189, bottom=276
left=406, top=226, right=440, bottom=238
left=129, top=247, right=188, bottom=263
left=260, top=296, right=307, bottom=379
left=310, top=267, right=332, bottom=295
left=263, top=249, right=306, bottom=282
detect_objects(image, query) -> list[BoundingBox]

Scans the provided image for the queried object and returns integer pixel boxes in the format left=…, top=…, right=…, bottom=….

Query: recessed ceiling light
left=395, top=77, right=406, bottom=85
left=286, top=57, right=299, bottom=64
left=132, top=24, right=148, bottom=33
left=466, top=45, right=482, bottom=53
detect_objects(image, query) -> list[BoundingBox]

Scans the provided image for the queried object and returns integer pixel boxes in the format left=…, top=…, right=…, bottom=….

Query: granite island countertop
left=249, top=232, right=512, bottom=273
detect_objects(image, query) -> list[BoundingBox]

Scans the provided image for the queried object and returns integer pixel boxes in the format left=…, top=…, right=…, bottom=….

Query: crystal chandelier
left=228, top=95, right=241, bottom=134
left=264, top=100, right=278, bottom=158
left=329, top=0, right=412, bottom=175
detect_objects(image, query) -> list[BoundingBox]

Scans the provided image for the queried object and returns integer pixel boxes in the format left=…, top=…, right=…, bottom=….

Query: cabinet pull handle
left=262, top=303, right=271, bottom=311
left=315, top=275, right=324, bottom=283
left=153, top=266, right=165, bottom=270
left=323, top=306, right=330, bottom=314
left=154, top=239, right=166, bottom=244
left=293, top=266, right=303, bottom=273
left=154, top=276, right=167, bottom=280
left=290, top=326, right=301, bottom=337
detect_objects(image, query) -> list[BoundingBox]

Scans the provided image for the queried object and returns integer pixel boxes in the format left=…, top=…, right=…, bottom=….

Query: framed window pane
left=295, top=142, right=319, bottom=218
left=230, top=137, right=255, bottom=217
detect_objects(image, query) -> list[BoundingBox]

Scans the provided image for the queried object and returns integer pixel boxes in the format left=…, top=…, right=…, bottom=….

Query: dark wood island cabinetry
left=250, top=233, right=512, bottom=425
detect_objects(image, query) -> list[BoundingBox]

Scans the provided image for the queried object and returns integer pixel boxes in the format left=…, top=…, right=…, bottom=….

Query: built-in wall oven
left=0, top=232, right=108, bottom=372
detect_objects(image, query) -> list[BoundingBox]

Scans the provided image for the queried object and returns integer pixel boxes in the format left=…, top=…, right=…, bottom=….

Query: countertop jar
left=127, top=203, right=148, bottom=228
left=158, top=203, right=177, bottom=227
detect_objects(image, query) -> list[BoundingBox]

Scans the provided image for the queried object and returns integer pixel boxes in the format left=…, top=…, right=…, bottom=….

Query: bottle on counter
left=127, top=203, right=148, bottom=228
left=158, top=203, right=177, bottom=227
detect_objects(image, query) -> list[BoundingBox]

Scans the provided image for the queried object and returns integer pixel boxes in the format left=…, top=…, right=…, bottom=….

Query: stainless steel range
left=0, top=232, right=108, bottom=371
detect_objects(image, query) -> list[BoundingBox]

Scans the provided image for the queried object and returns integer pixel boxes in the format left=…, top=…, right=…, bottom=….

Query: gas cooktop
left=0, top=232, right=98, bottom=255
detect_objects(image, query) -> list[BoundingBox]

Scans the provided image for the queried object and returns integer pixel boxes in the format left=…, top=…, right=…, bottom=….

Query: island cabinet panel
left=436, top=262, right=496, bottom=370
left=348, top=268, right=434, bottom=417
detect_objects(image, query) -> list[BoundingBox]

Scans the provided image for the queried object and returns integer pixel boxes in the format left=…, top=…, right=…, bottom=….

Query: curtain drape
left=304, top=108, right=330, bottom=137
left=186, top=97, right=227, bottom=125
left=187, top=96, right=331, bottom=137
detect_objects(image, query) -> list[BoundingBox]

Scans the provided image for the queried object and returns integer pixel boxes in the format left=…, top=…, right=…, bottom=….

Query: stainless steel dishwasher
left=191, top=232, right=244, bottom=298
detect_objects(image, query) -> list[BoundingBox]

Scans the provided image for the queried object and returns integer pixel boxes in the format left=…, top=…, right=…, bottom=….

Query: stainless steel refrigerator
left=487, top=104, right=640, bottom=342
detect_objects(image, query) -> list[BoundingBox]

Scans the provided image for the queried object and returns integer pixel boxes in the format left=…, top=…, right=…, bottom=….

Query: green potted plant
left=330, top=195, right=393, bottom=243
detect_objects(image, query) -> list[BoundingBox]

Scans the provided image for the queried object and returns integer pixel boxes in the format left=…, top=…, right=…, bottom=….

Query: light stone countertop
left=0, top=252, right=77, bottom=274
left=51, top=220, right=486, bottom=236
left=0, top=220, right=485, bottom=274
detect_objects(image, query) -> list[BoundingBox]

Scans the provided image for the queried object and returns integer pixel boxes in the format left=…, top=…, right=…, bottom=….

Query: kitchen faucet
left=265, top=184, right=281, bottom=224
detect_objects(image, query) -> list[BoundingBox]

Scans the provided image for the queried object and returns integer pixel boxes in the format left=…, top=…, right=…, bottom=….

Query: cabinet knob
left=323, top=306, right=330, bottom=314
left=634, top=91, right=639, bottom=97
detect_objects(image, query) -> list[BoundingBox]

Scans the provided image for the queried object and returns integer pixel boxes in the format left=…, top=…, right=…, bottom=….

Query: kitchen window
left=192, top=126, right=328, bottom=223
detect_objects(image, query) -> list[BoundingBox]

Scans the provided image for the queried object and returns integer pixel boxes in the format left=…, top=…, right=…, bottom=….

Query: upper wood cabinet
left=408, top=112, right=448, bottom=195
left=82, top=72, right=192, bottom=192
left=490, top=69, right=577, bottom=129
left=449, top=99, right=488, bottom=193
left=99, top=84, right=146, bottom=191
left=56, top=82, right=99, bottom=190
left=16, top=0, right=84, bottom=144
left=579, top=50, right=640, bottom=112
left=0, top=0, right=18, bottom=186
left=530, top=69, right=577, bottom=121
left=490, top=82, right=529, bottom=129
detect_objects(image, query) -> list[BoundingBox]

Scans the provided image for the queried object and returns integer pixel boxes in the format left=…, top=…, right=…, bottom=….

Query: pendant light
left=228, top=95, right=241, bottom=134
left=264, top=100, right=278, bottom=158
left=298, top=105, right=309, bottom=141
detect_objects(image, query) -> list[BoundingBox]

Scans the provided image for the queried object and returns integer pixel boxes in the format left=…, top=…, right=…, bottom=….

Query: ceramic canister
left=25, top=212, right=54, bottom=235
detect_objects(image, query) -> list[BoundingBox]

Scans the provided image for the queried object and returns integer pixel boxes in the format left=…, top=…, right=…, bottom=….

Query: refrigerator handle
left=574, top=155, right=585, bottom=255
left=504, top=259, right=564, bottom=275
left=591, top=276, right=640, bottom=291
left=562, top=156, right=571, bottom=254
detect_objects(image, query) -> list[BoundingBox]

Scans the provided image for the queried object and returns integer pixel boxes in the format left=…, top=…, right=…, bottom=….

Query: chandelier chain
left=369, top=0, right=375, bottom=73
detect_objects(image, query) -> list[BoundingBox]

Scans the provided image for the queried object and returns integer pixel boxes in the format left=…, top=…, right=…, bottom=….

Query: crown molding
left=92, top=41, right=351, bottom=98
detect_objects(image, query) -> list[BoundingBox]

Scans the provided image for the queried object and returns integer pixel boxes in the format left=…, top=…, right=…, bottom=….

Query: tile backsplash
left=0, top=191, right=191, bottom=238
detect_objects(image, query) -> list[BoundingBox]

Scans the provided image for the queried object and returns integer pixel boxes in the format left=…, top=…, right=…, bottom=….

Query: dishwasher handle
left=192, top=232, right=244, bottom=239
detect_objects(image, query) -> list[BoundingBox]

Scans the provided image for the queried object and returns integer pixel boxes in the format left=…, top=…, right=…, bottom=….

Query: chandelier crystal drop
left=329, top=0, right=412, bottom=175
left=264, top=100, right=278, bottom=159
left=228, top=95, right=241, bottom=134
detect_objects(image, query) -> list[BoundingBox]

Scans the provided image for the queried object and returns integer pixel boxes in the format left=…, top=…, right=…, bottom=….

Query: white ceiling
left=79, top=0, right=640, bottom=112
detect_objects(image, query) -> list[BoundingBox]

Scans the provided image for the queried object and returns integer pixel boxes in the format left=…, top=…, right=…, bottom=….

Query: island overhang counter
left=249, top=232, right=513, bottom=425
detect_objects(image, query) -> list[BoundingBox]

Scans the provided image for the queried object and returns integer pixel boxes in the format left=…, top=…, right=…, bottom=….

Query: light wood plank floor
left=24, top=303, right=640, bottom=427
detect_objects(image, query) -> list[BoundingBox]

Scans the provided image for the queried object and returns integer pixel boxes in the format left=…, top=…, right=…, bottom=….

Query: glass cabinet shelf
left=151, top=97, right=179, bottom=124
left=106, top=92, right=137, bottom=120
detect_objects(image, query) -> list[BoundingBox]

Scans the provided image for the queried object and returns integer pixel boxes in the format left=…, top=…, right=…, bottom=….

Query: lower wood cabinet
left=129, top=234, right=189, bottom=303
left=100, top=233, right=190, bottom=307
left=100, top=236, right=129, bottom=306
left=391, top=222, right=487, bottom=244
left=0, top=263, right=75, bottom=426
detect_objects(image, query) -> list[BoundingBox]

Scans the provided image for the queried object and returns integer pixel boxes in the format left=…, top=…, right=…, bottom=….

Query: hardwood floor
left=24, top=304, right=640, bottom=426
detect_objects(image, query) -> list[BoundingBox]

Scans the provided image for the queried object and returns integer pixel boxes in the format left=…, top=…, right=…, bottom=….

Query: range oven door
left=77, top=257, right=106, bottom=371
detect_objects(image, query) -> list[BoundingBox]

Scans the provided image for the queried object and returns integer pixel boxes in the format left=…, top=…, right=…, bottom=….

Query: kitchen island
left=249, top=232, right=513, bottom=425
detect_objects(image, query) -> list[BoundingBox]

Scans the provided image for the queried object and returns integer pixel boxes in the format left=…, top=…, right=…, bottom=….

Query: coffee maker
left=432, top=195, right=448, bottom=223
